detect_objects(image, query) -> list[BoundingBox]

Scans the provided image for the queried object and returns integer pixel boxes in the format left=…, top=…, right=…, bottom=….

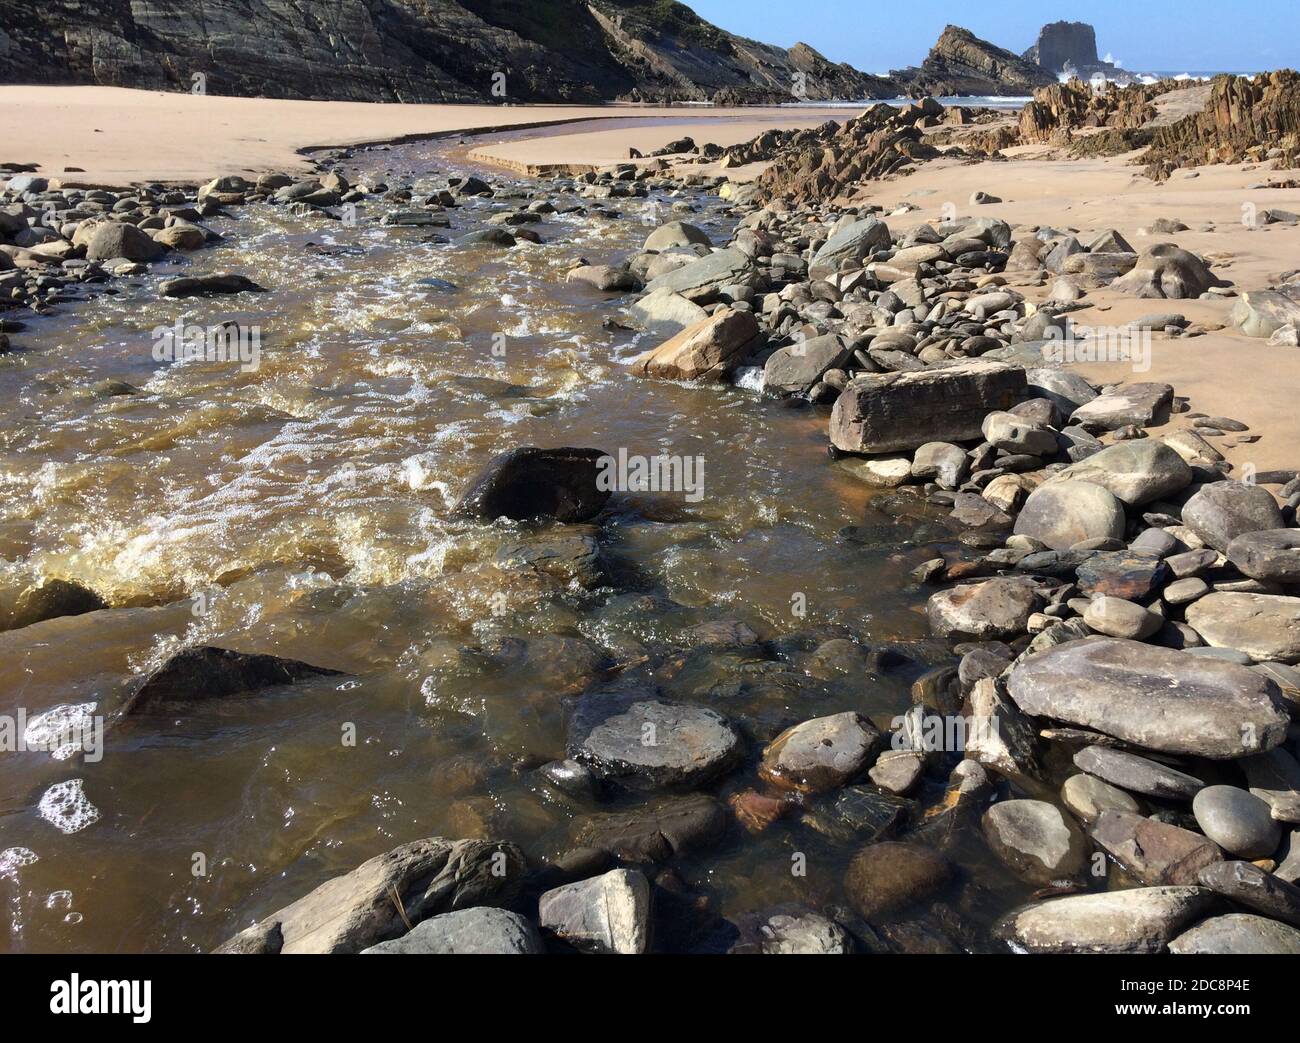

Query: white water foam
left=37, top=779, right=101, bottom=835
left=23, top=703, right=98, bottom=761
left=732, top=365, right=766, bottom=394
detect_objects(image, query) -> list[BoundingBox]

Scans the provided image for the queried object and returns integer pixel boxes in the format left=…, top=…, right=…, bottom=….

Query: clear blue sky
left=687, top=0, right=1299, bottom=74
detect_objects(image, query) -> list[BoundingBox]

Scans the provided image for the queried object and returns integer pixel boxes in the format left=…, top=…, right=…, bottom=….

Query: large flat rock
left=643, top=248, right=756, bottom=303
left=1006, top=638, right=1289, bottom=758
left=568, top=689, right=743, bottom=791
left=1185, top=592, right=1300, bottom=664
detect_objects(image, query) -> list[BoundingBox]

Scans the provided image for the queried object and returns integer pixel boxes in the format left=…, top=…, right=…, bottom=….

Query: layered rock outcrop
left=0, top=0, right=896, bottom=103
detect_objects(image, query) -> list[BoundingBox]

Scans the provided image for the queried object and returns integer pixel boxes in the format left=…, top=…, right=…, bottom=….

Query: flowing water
left=0, top=140, right=1042, bottom=953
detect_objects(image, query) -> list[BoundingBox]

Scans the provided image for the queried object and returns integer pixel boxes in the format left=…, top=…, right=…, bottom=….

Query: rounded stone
left=981, top=799, right=1089, bottom=884
left=1083, top=595, right=1162, bottom=639
left=1169, top=913, right=1300, bottom=954
left=1061, top=772, right=1142, bottom=825
left=759, top=711, right=880, bottom=794
left=843, top=842, right=954, bottom=920
left=1192, top=784, right=1282, bottom=859
left=1185, top=592, right=1300, bottom=664
left=1014, top=480, right=1127, bottom=551
left=982, top=411, right=1058, bottom=456
left=1051, top=439, right=1192, bottom=506
left=1182, top=480, right=1284, bottom=552
left=643, top=221, right=711, bottom=252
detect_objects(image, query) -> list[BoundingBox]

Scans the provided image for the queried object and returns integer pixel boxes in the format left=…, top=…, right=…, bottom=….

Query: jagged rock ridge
left=893, top=25, right=1059, bottom=97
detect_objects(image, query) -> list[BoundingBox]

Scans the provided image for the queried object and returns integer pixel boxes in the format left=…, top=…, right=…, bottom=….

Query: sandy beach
left=0, top=85, right=850, bottom=187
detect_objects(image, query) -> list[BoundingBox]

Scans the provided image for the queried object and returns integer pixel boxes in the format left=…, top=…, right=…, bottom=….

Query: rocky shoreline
left=6, top=96, right=1300, bottom=955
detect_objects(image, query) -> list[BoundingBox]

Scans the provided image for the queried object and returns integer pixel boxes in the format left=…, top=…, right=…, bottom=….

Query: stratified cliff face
left=0, top=0, right=896, bottom=103
left=894, top=25, right=1059, bottom=97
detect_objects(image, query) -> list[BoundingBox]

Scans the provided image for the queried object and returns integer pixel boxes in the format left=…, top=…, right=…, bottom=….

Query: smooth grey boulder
left=981, top=410, right=1058, bottom=456
left=1070, top=382, right=1172, bottom=431
left=1186, top=592, right=1300, bottom=663
left=1182, top=481, right=1284, bottom=552
left=1109, top=243, right=1223, bottom=299
left=927, top=577, right=1045, bottom=640
left=910, top=441, right=968, bottom=489
left=1227, top=529, right=1300, bottom=584
left=644, top=248, right=756, bottom=303
left=1241, top=747, right=1300, bottom=823
left=1169, top=913, right=1300, bottom=954
left=1197, top=860, right=1300, bottom=927
left=361, top=907, right=543, bottom=954
left=568, top=690, right=743, bottom=791
left=981, top=799, right=1088, bottom=884
left=626, top=288, right=708, bottom=335
left=643, top=221, right=711, bottom=252
left=1192, top=785, right=1283, bottom=858
left=762, top=333, right=848, bottom=394
left=1006, top=638, right=1289, bottom=758
left=1082, top=596, right=1162, bottom=640
left=758, top=711, right=880, bottom=794
left=1061, top=772, right=1141, bottom=825
left=1013, top=481, right=1126, bottom=551
left=1231, top=289, right=1300, bottom=338
left=212, top=837, right=525, bottom=954
left=808, top=217, right=891, bottom=279
left=997, top=886, right=1215, bottom=954
left=1050, top=439, right=1192, bottom=506
left=84, top=220, right=166, bottom=262
left=869, top=748, right=926, bottom=795
left=1073, top=745, right=1204, bottom=800
left=538, top=868, right=651, bottom=954
left=829, top=361, right=1026, bottom=454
